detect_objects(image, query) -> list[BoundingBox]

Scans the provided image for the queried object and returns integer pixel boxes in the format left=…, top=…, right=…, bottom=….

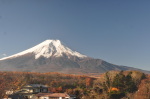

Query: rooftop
left=23, top=84, right=48, bottom=88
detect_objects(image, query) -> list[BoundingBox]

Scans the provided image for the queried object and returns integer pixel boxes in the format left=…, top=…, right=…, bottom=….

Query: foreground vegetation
left=0, top=71, right=150, bottom=99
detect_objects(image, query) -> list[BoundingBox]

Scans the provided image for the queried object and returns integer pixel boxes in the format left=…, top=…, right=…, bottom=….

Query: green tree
left=112, top=71, right=126, bottom=90
left=124, top=72, right=137, bottom=93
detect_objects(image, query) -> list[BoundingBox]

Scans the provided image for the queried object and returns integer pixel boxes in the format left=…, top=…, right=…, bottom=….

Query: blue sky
left=0, top=0, right=150, bottom=70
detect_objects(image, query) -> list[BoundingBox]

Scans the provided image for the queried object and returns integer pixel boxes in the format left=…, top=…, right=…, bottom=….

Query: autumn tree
left=86, top=78, right=93, bottom=88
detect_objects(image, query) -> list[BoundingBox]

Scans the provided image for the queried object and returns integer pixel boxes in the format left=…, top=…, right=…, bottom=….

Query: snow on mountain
left=0, top=40, right=87, bottom=60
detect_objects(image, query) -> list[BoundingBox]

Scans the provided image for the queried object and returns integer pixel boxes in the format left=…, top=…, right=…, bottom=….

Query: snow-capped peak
left=0, top=39, right=87, bottom=60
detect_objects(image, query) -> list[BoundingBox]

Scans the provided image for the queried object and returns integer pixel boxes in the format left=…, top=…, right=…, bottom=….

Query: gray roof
left=23, top=84, right=48, bottom=88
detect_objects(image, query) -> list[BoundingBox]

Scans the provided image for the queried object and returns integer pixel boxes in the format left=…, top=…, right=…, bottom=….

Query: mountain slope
left=0, top=40, right=149, bottom=74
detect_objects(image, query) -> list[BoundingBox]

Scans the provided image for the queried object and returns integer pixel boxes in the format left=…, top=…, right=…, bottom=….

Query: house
left=6, top=84, right=49, bottom=99
left=21, top=84, right=49, bottom=94
left=4, top=84, right=76, bottom=99
left=5, top=89, right=14, bottom=95
left=32, top=93, right=76, bottom=99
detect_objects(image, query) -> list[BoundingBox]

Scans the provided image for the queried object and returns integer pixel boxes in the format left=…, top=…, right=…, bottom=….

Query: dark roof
left=8, top=94, right=24, bottom=99
left=23, top=84, right=48, bottom=88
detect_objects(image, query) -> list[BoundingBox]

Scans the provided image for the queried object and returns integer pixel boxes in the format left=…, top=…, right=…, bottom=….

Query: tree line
left=0, top=70, right=149, bottom=99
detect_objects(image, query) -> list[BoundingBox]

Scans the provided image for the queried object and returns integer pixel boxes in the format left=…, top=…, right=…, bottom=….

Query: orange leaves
left=48, top=86, right=63, bottom=93
left=111, top=87, right=119, bottom=91
left=57, top=86, right=63, bottom=92
left=0, top=71, right=96, bottom=98
left=86, top=78, right=93, bottom=87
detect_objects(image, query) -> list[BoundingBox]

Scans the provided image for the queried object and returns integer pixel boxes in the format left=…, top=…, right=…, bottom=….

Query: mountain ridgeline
left=0, top=40, right=149, bottom=74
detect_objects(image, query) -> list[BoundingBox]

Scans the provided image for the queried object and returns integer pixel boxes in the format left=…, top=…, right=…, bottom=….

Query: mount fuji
left=0, top=40, right=149, bottom=74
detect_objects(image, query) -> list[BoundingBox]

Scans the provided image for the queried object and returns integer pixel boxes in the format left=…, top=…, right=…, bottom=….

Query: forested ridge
left=0, top=71, right=150, bottom=99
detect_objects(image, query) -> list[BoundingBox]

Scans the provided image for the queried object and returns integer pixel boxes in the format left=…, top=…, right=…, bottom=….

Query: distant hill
left=0, top=39, right=149, bottom=74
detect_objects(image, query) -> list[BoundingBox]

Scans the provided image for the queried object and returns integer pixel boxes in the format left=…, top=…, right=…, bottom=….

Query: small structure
left=21, top=84, right=49, bottom=93
left=5, top=89, right=14, bottom=95
left=33, top=93, right=76, bottom=99
left=6, top=84, right=49, bottom=99
left=4, top=84, right=76, bottom=99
